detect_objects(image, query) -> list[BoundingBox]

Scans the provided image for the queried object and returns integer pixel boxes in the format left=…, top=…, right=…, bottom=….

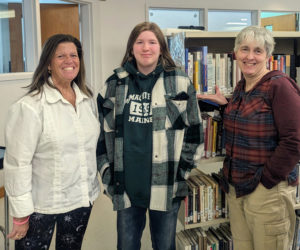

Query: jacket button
left=116, top=182, right=120, bottom=186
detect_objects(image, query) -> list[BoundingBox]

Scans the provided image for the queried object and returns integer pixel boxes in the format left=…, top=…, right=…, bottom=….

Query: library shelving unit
left=167, top=28, right=300, bottom=230
left=178, top=156, right=229, bottom=230
left=164, top=29, right=300, bottom=88
left=164, top=29, right=300, bottom=55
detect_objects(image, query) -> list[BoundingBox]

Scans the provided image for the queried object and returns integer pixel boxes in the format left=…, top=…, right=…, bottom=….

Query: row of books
left=295, top=163, right=300, bottom=204
left=267, top=54, right=297, bottom=79
left=176, top=222, right=233, bottom=250
left=292, top=209, right=300, bottom=250
left=185, top=169, right=229, bottom=225
left=201, top=111, right=225, bottom=159
left=185, top=48, right=239, bottom=95
left=168, top=31, right=299, bottom=96
left=186, top=48, right=299, bottom=95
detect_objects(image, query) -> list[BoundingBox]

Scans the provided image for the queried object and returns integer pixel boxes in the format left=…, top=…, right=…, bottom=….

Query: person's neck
left=52, top=78, right=76, bottom=108
left=137, top=65, right=157, bottom=76
left=244, top=69, right=269, bottom=92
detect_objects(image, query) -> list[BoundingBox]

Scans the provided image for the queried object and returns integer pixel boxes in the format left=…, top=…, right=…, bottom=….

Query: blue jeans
left=117, top=201, right=181, bottom=250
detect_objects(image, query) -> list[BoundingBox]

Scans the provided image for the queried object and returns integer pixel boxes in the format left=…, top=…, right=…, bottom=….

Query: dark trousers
left=117, top=201, right=181, bottom=250
left=15, top=205, right=92, bottom=250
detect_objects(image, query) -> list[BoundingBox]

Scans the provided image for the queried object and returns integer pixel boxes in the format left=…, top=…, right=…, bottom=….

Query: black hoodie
left=123, top=61, right=163, bottom=208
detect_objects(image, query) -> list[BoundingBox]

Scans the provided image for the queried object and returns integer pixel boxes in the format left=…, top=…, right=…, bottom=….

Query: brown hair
left=121, top=22, right=176, bottom=71
left=27, top=34, right=92, bottom=97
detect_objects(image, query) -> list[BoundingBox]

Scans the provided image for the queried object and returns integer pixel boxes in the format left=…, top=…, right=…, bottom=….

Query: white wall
left=0, top=77, right=30, bottom=146
left=98, top=0, right=146, bottom=90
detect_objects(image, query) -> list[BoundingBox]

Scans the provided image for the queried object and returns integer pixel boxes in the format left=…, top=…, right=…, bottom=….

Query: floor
left=0, top=189, right=183, bottom=250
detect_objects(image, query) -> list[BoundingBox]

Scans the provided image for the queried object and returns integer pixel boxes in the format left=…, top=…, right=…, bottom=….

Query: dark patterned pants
left=15, top=205, right=92, bottom=250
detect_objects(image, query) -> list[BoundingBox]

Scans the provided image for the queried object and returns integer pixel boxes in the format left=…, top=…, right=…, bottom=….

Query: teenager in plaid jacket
left=96, top=22, right=204, bottom=250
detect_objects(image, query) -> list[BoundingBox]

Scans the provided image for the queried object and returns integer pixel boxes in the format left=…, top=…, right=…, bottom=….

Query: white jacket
left=4, top=82, right=100, bottom=217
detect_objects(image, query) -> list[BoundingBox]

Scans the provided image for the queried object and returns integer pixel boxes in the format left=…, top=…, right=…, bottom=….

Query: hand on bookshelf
left=197, top=86, right=228, bottom=105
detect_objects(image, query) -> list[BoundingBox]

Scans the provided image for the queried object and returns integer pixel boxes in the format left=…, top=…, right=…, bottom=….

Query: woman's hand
left=7, top=216, right=29, bottom=240
left=197, top=86, right=228, bottom=105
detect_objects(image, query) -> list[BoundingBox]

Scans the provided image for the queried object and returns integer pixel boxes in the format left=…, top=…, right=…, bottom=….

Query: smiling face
left=48, top=42, right=80, bottom=86
left=132, top=30, right=161, bottom=75
left=235, top=39, right=269, bottom=80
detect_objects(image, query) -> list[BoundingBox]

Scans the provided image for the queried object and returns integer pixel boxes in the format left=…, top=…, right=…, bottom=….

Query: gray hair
left=234, top=26, right=275, bottom=57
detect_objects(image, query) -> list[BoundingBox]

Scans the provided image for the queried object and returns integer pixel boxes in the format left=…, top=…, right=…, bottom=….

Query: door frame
left=0, top=0, right=102, bottom=94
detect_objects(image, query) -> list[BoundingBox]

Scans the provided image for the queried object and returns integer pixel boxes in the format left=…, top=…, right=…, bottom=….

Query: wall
left=98, top=0, right=300, bottom=83
left=98, top=0, right=146, bottom=92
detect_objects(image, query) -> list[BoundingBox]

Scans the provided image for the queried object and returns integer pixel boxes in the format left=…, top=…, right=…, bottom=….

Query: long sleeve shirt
left=221, top=70, right=300, bottom=197
left=4, top=82, right=100, bottom=217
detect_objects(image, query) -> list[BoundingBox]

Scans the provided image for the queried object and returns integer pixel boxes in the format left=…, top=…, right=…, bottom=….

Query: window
left=261, top=11, right=300, bottom=31
left=0, top=0, right=78, bottom=74
left=149, top=8, right=203, bottom=29
left=208, top=10, right=254, bottom=31
left=0, top=1, right=25, bottom=73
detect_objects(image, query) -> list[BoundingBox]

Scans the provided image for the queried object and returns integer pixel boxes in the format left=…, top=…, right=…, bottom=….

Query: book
left=211, top=119, right=218, bottom=158
left=194, top=175, right=209, bottom=221
left=187, top=52, right=194, bottom=82
left=209, top=227, right=225, bottom=250
left=215, top=53, right=221, bottom=93
left=206, top=230, right=218, bottom=250
left=211, top=172, right=225, bottom=218
left=183, top=230, right=198, bottom=250
left=206, top=174, right=220, bottom=218
left=217, top=227, right=232, bottom=250
left=184, top=195, right=189, bottom=224
left=200, top=46, right=208, bottom=93
left=187, top=178, right=199, bottom=223
left=207, top=53, right=216, bottom=94
left=198, top=174, right=213, bottom=221
left=285, top=54, right=291, bottom=77
left=292, top=210, right=300, bottom=250
left=193, top=53, right=201, bottom=93
left=177, top=231, right=191, bottom=250
left=190, top=175, right=206, bottom=222
left=199, top=227, right=208, bottom=250
left=202, top=174, right=218, bottom=219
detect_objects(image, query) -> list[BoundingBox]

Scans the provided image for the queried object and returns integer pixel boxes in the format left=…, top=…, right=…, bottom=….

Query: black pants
left=15, top=205, right=92, bottom=250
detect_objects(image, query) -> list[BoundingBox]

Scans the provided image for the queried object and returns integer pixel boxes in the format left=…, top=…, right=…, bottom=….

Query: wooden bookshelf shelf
left=184, top=218, right=230, bottom=230
left=198, top=156, right=224, bottom=164
left=164, top=29, right=300, bottom=39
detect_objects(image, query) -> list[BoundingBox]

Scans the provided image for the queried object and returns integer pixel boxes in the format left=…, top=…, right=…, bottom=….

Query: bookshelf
left=165, top=29, right=300, bottom=94
left=170, top=29, right=300, bottom=249
left=178, top=157, right=228, bottom=230
left=164, top=29, right=300, bottom=55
